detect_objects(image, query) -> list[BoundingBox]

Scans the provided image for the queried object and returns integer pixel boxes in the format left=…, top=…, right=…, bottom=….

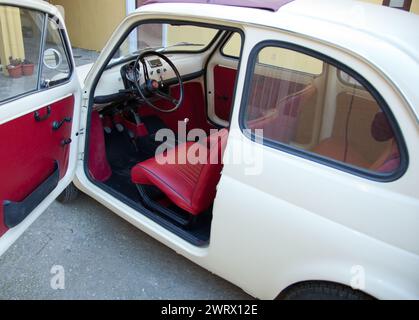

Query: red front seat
left=131, top=129, right=229, bottom=216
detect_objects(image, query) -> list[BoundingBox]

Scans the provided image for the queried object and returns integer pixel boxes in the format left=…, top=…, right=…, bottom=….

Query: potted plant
left=22, top=59, right=35, bottom=76
left=7, top=57, right=23, bottom=78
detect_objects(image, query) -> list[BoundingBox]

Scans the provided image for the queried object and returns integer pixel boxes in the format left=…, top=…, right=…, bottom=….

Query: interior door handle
left=216, top=95, right=229, bottom=101
left=53, top=117, right=72, bottom=131
left=61, top=138, right=72, bottom=146
left=34, top=106, right=51, bottom=122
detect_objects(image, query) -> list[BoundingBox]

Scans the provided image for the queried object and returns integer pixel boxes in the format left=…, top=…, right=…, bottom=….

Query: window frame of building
left=383, top=0, right=412, bottom=11
left=239, top=40, right=408, bottom=182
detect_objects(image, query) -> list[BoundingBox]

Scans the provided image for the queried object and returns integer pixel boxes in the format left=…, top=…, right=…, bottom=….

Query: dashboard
left=121, top=58, right=168, bottom=90
left=93, top=52, right=207, bottom=100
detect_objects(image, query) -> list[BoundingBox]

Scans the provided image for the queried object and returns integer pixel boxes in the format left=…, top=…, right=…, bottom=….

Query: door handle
left=34, top=106, right=52, bottom=122
left=52, top=117, right=72, bottom=131
left=216, top=95, right=229, bottom=101
left=61, top=138, right=72, bottom=147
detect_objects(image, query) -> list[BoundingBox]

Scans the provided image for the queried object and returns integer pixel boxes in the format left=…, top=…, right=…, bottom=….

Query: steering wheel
left=133, top=51, right=184, bottom=113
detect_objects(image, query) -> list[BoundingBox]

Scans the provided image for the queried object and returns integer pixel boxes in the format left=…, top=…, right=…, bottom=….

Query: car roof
left=138, top=0, right=419, bottom=121
left=142, top=0, right=295, bottom=12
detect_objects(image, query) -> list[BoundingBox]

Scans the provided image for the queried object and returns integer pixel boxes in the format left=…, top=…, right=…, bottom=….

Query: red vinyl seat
left=313, top=112, right=400, bottom=173
left=131, top=129, right=229, bottom=215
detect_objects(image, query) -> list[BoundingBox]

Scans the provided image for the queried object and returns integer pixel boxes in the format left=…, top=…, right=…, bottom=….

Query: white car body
left=0, top=0, right=418, bottom=300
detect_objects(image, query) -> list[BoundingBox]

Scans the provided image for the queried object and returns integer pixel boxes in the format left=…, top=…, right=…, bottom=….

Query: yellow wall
left=361, top=0, right=383, bottom=5
left=411, top=0, right=419, bottom=14
left=0, top=6, right=24, bottom=74
left=166, top=25, right=218, bottom=49
left=50, top=0, right=126, bottom=51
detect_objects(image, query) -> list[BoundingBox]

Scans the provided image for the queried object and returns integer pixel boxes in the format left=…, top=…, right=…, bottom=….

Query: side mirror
left=43, top=48, right=62, bottom=70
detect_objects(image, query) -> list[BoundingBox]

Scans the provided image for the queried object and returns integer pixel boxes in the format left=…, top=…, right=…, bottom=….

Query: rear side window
left=241, top=42, right=405, bottom=180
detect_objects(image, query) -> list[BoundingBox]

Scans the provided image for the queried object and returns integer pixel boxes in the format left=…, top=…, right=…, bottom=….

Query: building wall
left=411, top=0, right=419, bottom=14
left=50, top=0, right=126, bottom=51
left=0, top=6, right=25, bottom=74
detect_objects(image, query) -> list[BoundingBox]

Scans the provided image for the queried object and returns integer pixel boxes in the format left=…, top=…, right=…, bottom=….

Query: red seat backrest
left=192, top=129, right=229, bottom=211
left=370, top=112, right=400, bottom=173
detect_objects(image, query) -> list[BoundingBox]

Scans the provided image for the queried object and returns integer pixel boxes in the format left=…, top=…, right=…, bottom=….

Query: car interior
left=86, top=22, right=401, bottom=246
left=86, top=22, right=241, bottom=246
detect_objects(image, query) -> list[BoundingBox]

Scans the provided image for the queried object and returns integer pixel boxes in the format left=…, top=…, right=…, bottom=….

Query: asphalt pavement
left=0, top=194, right=251, bottom=300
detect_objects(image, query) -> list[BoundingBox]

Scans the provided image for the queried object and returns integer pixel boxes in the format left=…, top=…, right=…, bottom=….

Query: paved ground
left=72, top=47, right=100, bottom=66
left=0, top=194, right=251, bottom=300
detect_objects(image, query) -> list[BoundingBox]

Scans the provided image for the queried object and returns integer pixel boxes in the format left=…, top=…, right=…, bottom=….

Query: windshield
left=111, top=23, right=219, bottom=63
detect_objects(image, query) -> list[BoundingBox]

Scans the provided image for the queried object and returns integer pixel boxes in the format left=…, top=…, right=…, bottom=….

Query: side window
left=0, top=6, right=44, bottom=103
left=221, top=33, right=242, bottom=58
left=242, top=44, right=403, bottom=178
left=40, top=17, right=71, bottom=88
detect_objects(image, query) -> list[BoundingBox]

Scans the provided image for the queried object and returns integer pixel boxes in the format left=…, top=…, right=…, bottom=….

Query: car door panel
left=0, top=95, right=75, bottom=235
left=0, top=3, right=81, bottom=254
left=213, top=65, right=237, bottom=122
left=207, top=45, right=240, bottom=126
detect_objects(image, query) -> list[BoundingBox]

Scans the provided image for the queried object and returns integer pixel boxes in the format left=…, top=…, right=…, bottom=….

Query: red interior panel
left=139, top=81, right=214, bottom=134
left=0, top=95, right=75, bottom=236
left=88, top=111, right=112, bottom=182
left=214, top=65, right=237, bottom=122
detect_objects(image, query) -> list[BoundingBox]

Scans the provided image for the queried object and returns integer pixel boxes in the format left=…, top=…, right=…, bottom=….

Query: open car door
left=0, top=1, right=82, bottom=256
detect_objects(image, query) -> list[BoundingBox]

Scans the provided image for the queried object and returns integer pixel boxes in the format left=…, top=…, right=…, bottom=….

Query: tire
left=57, top=183, right=80, bottom=204
left=278, top=282, right=374, bottom=300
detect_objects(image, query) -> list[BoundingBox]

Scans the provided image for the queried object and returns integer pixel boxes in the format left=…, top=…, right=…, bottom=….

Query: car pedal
left=102, top=115, right=113, bottom=134
left=115, top=123, right=124, bottom=132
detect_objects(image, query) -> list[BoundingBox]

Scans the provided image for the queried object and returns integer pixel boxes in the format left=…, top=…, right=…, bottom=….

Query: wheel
left=57, top=183, right=80, bottom=204
left=278, top=282, right=374, bottom=300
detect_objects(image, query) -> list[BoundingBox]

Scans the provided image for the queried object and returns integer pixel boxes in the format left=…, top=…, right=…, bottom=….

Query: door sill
left=91, top=180, right=211, bottom=247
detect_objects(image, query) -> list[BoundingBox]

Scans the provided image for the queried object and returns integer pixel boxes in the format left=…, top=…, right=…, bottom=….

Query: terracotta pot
left=7, top=65, right=23, bottom=78
left=22, top=64, right=35, bottom=76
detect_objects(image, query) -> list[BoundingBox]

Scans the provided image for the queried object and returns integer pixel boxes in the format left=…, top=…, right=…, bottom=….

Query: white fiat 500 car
left=0, top=0, right=418, bottom=300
